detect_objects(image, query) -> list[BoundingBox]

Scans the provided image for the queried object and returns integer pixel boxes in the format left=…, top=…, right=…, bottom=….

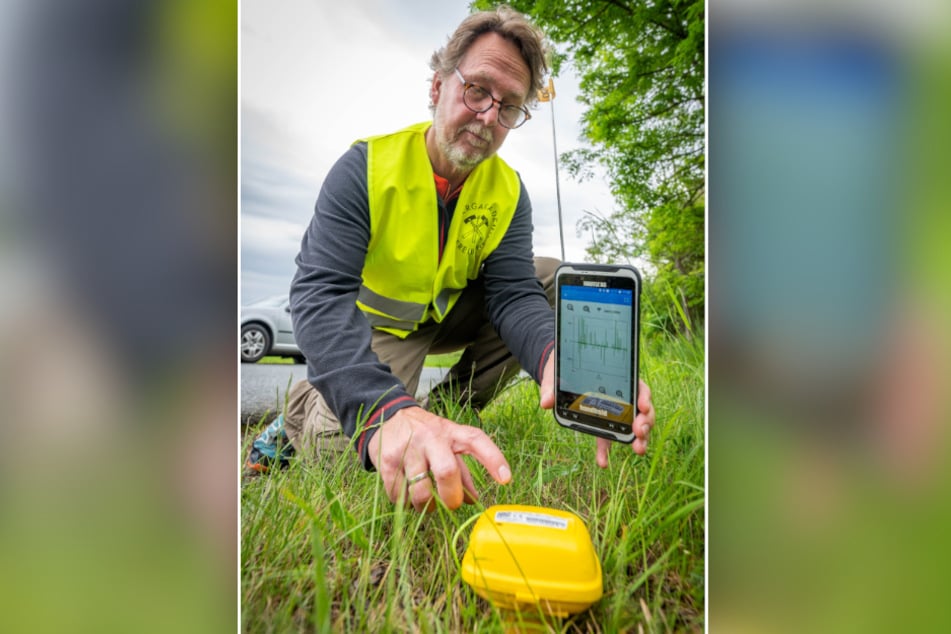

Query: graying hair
left=430, top=5, right=550, bottom=108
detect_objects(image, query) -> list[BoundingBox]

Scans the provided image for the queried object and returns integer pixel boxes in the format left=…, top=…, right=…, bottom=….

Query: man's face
left=430, top=32, right=531, bottom=172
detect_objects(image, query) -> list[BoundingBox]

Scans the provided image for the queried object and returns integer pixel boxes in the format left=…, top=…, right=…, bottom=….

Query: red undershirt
left=433, top=172, right=464, bottom=202
left=433, top=173, right=465, bottom=262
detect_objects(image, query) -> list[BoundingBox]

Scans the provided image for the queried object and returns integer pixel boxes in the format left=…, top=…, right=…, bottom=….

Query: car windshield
left=246, top=295, right=288, bottom=309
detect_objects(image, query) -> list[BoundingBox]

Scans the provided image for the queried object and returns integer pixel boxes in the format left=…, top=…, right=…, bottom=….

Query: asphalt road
left=240, top=362, right=448, bottom=426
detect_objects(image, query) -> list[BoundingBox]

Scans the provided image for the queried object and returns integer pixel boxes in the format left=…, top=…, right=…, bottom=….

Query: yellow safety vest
left=356, top=122, right=520, bottom=337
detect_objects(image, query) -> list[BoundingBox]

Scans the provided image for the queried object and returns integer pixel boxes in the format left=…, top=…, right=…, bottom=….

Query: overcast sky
left=240, top=0, right=617, bottom=303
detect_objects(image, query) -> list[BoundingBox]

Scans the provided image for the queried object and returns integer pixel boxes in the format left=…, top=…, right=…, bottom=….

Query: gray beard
left=439, top=135, right=488, bottom=170
left=441, top=140, right=486, bottom=171
left=436, top=123, right=493, bottom=171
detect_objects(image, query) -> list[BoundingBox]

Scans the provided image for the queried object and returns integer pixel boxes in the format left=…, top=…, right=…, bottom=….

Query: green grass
left=258, top=356, right=297, bottom=364
left=241, top=334, right=704, bottom=632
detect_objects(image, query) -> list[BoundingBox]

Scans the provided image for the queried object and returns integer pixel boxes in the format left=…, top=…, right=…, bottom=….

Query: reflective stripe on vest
left=356, top=121, right=520, bottom=338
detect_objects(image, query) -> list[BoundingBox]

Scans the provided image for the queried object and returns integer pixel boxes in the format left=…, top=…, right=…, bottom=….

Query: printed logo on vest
left=457, top=203, right=498, bottom=256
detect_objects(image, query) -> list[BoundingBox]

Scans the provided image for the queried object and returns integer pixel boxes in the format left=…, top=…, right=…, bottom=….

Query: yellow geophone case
left=568, top=392, right=634, bottom=424
left=461, top=504, right=603, bottom=617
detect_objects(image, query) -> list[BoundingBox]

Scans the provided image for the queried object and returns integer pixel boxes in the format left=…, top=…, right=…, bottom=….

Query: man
left=282, top=6, right=655, bottom=512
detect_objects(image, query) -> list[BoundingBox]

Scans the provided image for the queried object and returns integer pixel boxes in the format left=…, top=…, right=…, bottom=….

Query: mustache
left=460, top=125, right=492, bottom=144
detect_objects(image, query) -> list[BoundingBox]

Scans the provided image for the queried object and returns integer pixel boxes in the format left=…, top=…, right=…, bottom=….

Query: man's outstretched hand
left=366, top=406, right=512, bottom=512
left=539, top=354, right=656, bottom=468
left=369, top=352, right=656, bottom=513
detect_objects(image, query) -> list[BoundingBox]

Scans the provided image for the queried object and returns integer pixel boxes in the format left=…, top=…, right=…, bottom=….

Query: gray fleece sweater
left=289, top=139, right=554, bottom=469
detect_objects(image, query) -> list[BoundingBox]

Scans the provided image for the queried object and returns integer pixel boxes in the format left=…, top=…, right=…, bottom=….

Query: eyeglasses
left=454, top=68, right=531, bottom=129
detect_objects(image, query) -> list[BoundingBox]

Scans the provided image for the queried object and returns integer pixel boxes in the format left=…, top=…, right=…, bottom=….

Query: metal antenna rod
left=538, top=77, right=565, bottom=261
left=549, top=90, right=565, bottom=262
left=551, top=99, right=565, bottom=262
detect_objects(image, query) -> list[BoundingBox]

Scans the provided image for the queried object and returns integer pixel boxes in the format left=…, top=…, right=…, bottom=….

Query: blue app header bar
left=560, top=285, right=632, bottom=305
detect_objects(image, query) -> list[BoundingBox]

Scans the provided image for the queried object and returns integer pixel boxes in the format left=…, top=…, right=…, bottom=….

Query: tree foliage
left=473, top=0, right=705, bottom=334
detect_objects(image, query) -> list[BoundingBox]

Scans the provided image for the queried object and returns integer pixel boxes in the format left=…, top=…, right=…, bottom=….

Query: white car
left=240, top=295, right=304, bottom=363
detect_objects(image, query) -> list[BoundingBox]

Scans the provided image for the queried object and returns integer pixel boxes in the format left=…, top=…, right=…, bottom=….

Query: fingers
left=591, top=380, right=657, bottom=466
left=632, top=412, right=651, bottom=453
left=412, top=426, right=506, bottom=511
left=458, top=456, right=479, bottom=504
left=369, top=441, right=400, bottom=504
left=449, top=424, right=511, bottom=485
left=631, top=436, right=648, bottom=455
left=367, top=409, right=431, bottom=507
left=637, top=379, right=655, bottom=427
left=596, top=437, right=610, bottom=468
left=406, top=471, right=436, bottom=513
left=632, top=379, right=655, bottom=456
left=368, top=407, right=509, bottom=513
left=427, top=440, right=465, bottom=510
left=405, top=454, right=479, bottom=512
left=539, top=353, right=555, bottom=410
left=634, top=379, right=656, bottom=444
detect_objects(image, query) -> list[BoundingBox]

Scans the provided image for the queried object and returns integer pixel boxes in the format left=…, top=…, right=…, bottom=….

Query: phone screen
left=555, top=267, right=639, bottom=440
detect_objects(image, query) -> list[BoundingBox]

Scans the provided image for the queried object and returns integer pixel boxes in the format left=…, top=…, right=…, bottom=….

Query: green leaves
left=474, top=0, right=705, bottom=334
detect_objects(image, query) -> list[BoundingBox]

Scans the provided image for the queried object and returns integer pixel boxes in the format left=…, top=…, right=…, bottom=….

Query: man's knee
left=282, top=379, right=350, bottom=457
left=282, top=379, right=317, bottom=446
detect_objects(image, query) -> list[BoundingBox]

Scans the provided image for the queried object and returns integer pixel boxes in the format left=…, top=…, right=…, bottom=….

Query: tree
left=473, top=0, right=705, bottom=334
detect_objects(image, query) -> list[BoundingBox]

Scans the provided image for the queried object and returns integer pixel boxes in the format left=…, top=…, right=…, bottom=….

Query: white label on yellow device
left=494, top=510, right=569, bottom=530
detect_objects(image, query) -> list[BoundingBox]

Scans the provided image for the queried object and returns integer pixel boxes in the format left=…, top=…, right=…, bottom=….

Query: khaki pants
left=283, top=257, right=559, bottom=459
